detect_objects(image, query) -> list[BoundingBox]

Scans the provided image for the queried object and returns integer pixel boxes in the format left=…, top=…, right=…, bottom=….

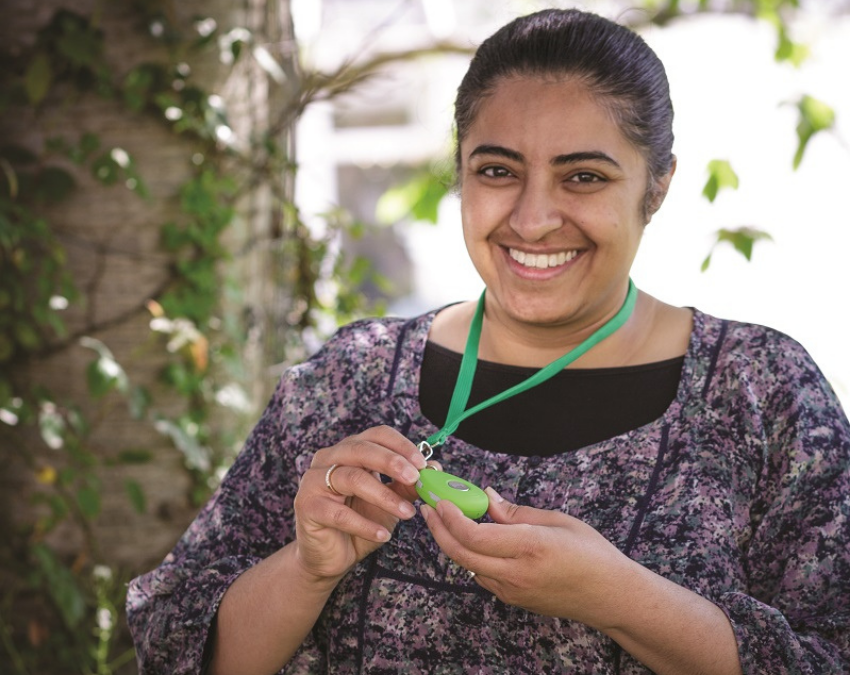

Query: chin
left=499, top=298, right=577, bottom=328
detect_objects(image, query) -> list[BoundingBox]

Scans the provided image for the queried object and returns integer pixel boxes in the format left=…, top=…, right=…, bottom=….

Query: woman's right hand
left=292, top=425, right=428, bottom=582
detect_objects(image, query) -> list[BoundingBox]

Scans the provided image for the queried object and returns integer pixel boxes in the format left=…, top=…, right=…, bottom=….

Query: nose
left=508, top=177, right=564, bottom=242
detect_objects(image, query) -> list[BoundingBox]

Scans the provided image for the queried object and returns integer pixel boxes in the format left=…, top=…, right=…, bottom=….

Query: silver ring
left=325, top=464, right=343, bottom=496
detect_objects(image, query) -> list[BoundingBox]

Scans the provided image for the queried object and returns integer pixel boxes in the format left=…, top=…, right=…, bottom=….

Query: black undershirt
left=419, top=341, right=685, bottom=457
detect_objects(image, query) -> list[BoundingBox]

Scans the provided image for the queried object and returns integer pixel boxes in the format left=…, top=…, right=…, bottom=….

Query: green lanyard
left=422, top=279, right=638, bottom=453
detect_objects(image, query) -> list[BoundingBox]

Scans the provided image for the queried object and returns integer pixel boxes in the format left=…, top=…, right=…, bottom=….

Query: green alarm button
left=416, top=468, right=489, bottom=519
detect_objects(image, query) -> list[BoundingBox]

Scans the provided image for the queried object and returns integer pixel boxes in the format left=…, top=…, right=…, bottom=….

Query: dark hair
left=454, top=9, right=674, bottom=213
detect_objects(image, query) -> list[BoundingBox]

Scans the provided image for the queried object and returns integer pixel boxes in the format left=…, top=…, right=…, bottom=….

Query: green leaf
left=123, top=63, right=162, bottom=111
left=91, top=153, right=120, bottom=185
left=80, top=131, right=100, bottom=156
left=128, top=385, right=152, bottom=419
left=376, top=169, right=451, bottom=225
left=85, top=356, right=128, bottom=398
left=77, top=485, right=101, bottom=518
left=80, top=336, right=129, bottom=397
left=701, top=227, right=774, bottom=273
left=14, top=321, right=41, bottom=350
left=154, top=416, right=211, bottom=472
left=56, top=17, right=103, bottom=67
left=124, top=479, right=146, bottom=514
left=701, top=160, right=739, bottom=203
left=116, top=448, right=154, bottom=464
left=793, top=95, right=835, bottom=169
left=31, top=543, right=86, bottom=629
left=775, top=30, right=809, bottom=67
left=25, top=52, right=52, bottom=105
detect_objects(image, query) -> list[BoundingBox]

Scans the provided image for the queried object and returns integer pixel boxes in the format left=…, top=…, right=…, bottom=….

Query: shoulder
left=316, top=312, right=437, bottom=367
left=277, top=312, right=434, bottom=404
left=698, top=311, right=818, bottom=376
left=694, top=310, right=842, bottom=417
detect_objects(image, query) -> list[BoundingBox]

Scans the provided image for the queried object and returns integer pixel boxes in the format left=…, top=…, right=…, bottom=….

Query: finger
left=421, top=501, right=515, bottom=579
left=485, top=487, right=568, bottom=528
left=298, top=491, right=393, bottom=543
left=312, top=426, right=427, bottom=485
left=431, top=496, right=554, bottom=562
left=306, top=464, right=417, bottom=521
left=391, top=459, right=443, bottom=502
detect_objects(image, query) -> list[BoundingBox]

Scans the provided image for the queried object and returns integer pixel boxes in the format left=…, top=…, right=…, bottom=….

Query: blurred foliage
left=793, top=95, right=836, bottom=169
left=701, top=159, right=740, bottom=204
left=0, top=4, right=393, bottom=673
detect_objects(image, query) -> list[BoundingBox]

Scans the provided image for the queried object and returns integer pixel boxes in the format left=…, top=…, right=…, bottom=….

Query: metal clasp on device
left=417, top=440, right=434, bottom=462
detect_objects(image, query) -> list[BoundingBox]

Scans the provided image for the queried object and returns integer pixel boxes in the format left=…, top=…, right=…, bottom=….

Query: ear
left=645, top=155, right=677, bottom=223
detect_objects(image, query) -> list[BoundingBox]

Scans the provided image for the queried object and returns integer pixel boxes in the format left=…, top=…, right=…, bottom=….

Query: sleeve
left=716, top=331, right=850, bottom=673
left=125, top=319, right=401, bottom=675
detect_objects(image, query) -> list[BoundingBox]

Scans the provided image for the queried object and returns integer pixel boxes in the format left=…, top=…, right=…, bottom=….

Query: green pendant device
left=416, top=467, right=489, bottom=519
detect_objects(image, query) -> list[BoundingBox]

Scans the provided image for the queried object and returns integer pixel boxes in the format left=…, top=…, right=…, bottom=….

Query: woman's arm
left=208, top=542, right=338, bottom=675
left=127, top=318, right=427, bottom=675
left=422, top=492, right=741, bottom=675
left=599, top=558, right=741, bottom=675
left=208, top=426, right=426, bottom=675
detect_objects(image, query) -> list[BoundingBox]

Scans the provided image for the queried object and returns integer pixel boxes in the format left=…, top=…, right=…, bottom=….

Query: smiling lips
left=508, top=247, right=580, bottom=270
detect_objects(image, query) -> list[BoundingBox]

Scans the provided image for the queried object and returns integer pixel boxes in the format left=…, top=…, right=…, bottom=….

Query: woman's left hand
left=421, top=487, right=636, bottom=630
left=423, top=488, right=742, bottom=675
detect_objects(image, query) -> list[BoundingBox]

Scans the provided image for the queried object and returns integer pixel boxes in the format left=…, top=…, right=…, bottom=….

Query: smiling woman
left=126, top=9, right=850, bottom=675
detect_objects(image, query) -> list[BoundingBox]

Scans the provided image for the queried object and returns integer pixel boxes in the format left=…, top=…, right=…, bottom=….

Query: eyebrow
left=468, top=144, right=622, bottom=169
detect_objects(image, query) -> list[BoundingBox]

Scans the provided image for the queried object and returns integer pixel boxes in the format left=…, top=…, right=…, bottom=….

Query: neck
left=477, top=290, right=640, bottom=369
left=428, top=289, right=692, bottom=369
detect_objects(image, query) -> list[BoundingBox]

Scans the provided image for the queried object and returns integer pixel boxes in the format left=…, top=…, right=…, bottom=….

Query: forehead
left=462, top=76, right=642, bottom=166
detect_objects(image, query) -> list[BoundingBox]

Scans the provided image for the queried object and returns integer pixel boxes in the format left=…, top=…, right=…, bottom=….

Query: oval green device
left=416, top=468, right=489, bottom=519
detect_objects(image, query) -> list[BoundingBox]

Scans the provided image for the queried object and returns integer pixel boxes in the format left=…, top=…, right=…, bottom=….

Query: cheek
left=459, top=191, right=487, bottom=241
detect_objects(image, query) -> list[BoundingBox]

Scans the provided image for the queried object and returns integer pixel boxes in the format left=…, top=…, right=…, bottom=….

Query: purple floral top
left=127, top=309, right=850, bottom=674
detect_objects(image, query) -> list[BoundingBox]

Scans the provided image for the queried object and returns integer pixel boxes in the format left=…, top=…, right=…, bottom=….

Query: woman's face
left=459, top=76, right=665, bottom=334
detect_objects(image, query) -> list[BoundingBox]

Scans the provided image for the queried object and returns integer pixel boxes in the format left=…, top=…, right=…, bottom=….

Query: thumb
left=485, top=487, right=565, bottom=527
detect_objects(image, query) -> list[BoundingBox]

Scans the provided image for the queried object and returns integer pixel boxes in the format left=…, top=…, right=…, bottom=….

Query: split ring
left=325, top=463, right=343, bottom=496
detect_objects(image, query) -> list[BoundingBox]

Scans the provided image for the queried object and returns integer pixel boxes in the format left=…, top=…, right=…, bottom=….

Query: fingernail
left=485, top=486, right=504, bottom=503
left=402, top=466, right=420, bottom=483
left=420, top=505, right=430, bottom=522
left=399, top=501, right=416, bottom=518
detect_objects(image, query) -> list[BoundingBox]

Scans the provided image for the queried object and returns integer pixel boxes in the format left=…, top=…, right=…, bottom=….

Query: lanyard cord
left=424, top=279, right=638, bottom=449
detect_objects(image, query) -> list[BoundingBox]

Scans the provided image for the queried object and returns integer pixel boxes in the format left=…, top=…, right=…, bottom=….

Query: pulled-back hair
left=455, top=9, right=674, bottom=213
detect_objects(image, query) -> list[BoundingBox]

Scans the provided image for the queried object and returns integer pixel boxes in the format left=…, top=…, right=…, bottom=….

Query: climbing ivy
left=0, top=5, right=395, bottom=673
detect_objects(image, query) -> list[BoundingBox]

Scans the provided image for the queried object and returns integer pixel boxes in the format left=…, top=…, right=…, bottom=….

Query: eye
left=478, top=165, right=514, bottom=179
left=565, top=171, right=608, bottom=192
left=568, top=171, right=605, bottom=184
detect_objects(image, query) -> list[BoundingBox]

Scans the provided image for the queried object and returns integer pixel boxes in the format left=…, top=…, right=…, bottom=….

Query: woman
left=127, top=9, right=850, bottom=674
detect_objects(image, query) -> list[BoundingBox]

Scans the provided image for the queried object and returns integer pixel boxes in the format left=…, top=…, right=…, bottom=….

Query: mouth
left=508, top=248, right=580, bottom=270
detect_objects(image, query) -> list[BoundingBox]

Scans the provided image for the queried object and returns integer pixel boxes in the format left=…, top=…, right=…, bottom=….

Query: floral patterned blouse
left=127, top=308, right=850, bottom=674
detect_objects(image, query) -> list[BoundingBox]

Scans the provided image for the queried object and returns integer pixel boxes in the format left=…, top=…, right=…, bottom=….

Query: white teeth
left=509, top=248, right=577, bottom=269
